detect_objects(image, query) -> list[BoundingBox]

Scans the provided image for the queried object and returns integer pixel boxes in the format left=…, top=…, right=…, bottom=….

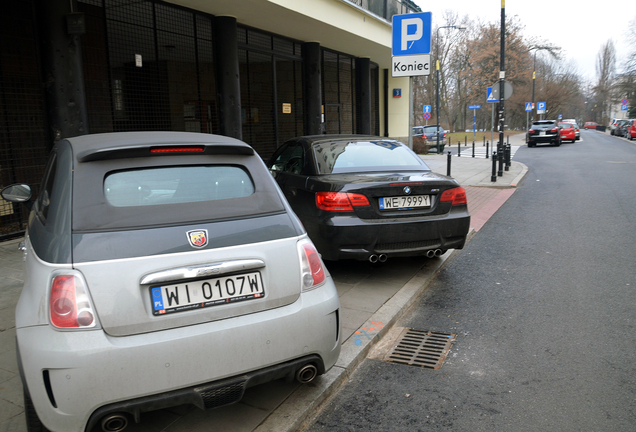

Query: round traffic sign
left=490, top=81, right=513, bottom=101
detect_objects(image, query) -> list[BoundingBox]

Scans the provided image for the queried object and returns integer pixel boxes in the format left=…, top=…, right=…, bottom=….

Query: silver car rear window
left=104, top=166, right=254, bottom=207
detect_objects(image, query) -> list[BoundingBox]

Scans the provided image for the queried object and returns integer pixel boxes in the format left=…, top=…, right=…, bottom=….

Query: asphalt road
left=304, top=130, right=636, bottom=432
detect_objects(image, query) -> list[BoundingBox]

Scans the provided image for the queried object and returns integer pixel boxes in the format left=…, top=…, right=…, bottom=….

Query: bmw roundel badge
left=403, top=186, right=411, bottom=195
left=187, top=229, right=209, bottom=248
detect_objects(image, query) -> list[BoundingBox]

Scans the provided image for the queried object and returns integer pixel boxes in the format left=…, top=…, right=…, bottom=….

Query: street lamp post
left=528, top=46, right=552, bottom=122
left=436, top=25, right=465, bottom=154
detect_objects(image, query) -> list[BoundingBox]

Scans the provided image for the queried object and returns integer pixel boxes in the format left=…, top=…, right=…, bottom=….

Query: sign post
left=487, top=87, right=499, bottom=146
left=469, top=104, right=481, bottom=140
left=525, top=102, right=533, bottom=131
left=392, top=12, right=432, bottom=149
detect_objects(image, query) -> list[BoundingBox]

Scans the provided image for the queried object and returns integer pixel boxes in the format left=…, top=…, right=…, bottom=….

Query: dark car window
left=35, top=153, right=57, bottom=222
left=312, top=140, right=429, bottom=174
left=270, top=144, right=304, bottom=174
left=104, top=166, right=254, bottom=207
left=532, top=121, right=556, bottom=127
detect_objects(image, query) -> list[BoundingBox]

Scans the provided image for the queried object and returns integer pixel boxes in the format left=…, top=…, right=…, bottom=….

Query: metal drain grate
left=385, top=329, right=456, bottom=369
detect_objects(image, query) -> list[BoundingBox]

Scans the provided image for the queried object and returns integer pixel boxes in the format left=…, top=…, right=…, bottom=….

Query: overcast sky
left=412, top=0, right=635, bottom=82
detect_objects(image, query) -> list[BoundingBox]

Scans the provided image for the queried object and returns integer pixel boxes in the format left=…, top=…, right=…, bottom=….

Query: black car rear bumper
left=528, top=133, right=560, bottom=146
left=307, top=210, right=470, bottom=261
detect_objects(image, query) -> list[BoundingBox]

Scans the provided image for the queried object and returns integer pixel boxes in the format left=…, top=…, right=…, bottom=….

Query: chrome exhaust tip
left=426, top=250, right=436, bottom=258
left=101, top=413, right=129, bottom=432
left=295, top=364, right=318, bottom=384
left=434, top=249, right=443, bottom=257
left=378, top=254, right=387, bottom=262
left=369, top=254, right=379, bottom=263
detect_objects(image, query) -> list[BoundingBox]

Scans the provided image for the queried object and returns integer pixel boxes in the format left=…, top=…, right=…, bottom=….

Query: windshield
left=312, top=140, right=429, bottom=174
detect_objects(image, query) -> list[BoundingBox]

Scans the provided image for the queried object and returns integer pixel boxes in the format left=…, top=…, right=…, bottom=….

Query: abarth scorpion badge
left=187, top=229, right=209, bottom=248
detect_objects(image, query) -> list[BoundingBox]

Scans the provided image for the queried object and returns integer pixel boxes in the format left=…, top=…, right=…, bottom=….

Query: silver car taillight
left=298, top=238, right=326, bottom=291
left=49, top=270, right=97, bottom=329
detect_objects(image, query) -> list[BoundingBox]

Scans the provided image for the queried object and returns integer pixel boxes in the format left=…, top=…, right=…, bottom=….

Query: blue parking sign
left=537, top=102, right=546, bottom=114
left=392, top=13, right=432, bottom=56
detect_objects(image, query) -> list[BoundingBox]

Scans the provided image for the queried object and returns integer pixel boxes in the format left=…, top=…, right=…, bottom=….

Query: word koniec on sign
left=392, top=54, right=430, bottom=77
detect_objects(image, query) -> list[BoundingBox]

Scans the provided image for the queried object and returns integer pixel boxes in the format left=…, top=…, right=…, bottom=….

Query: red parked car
left=584, top=122, right=598, bottom=129
left=626, top=120, right=636, bottom=141
left=558, top=122, right=576, bottom=143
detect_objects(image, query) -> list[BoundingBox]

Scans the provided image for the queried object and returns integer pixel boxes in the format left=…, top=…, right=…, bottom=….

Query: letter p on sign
left=392, top=12, right=432, bottom=56
left=401, top=18, right=423, bottom=51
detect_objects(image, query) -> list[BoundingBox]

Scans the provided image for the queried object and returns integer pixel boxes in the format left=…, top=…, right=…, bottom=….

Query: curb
left=254, top=253, right=453, bottom=432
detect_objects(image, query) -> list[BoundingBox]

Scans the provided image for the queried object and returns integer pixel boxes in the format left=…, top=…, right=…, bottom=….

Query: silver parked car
left=2, top=132, right=341, bottom=432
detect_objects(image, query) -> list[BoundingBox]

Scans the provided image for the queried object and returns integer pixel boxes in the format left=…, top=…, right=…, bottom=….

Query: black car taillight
left=551, top=127, right=558, bottom=133
left=316, top=192, right=370, bottom=211
left=440, top=187, right=467, bottom=206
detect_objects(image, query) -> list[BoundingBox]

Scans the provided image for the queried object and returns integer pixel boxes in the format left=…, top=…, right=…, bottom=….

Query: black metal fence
left=0, top=0, right=50, bottom=240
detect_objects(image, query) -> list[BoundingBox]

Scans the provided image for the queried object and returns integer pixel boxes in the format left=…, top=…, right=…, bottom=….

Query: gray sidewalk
left=0, top=134, right=528, bottom=432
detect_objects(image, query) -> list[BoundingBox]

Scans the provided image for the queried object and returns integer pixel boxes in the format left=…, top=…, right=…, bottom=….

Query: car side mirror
left=1, top=183, right=33, bottom=203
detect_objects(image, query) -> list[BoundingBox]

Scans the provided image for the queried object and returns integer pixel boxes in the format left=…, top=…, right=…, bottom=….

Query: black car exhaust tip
left=101, top=413, right=129, bottom=432
left=295, top=364, right=318, bottom=384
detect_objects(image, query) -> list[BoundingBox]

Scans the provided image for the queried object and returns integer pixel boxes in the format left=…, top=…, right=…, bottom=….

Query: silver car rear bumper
left=17, top=282, right=340, bottom=432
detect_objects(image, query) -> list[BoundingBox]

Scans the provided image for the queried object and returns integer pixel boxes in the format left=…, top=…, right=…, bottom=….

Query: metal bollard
left=497, top=144, right=504, bottom=177
left=504, top=143, right=510, bottom=171
left=457, top=141, right=461, bottom=157
left=491, top=151, right=497, bottom=182
left=472, top=141, right=475, bottom=158
left=486, top=141, right=489, bottom=158
left=483, top=136, right=486, bottom=147
left=465, top=136, right=467, bottom=146
left=447, top=151, right=452, bottom=176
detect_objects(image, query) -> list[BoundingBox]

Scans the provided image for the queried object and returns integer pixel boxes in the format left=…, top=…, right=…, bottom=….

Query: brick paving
left=465, top=186, right=516, bottom=232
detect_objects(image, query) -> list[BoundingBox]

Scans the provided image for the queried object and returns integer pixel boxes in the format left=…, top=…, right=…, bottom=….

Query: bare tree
left=594, top=40, right=616, bottom=124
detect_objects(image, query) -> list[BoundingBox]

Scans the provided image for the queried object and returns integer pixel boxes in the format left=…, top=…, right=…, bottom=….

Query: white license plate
left=379, top=195, right=430, bottom=210
left=151, top=271, right=264, bottom=316
left=539, top=131, right=545, bottom=136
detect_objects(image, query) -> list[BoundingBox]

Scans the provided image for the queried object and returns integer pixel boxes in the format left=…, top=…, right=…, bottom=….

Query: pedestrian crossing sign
left=487, top=87, right=499, bottom=103
left=525, top=102, right=533, bottom=111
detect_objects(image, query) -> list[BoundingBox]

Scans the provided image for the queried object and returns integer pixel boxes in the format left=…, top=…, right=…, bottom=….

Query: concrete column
left=302, top=42, right=322, bottom=135
left=214, top=16, right=242, bottom=139
left=356, top=58, right=371, bottom=135
left=37, top=0, right=88, bottom=141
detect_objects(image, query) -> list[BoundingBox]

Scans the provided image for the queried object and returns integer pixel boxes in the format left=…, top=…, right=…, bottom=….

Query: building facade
left=0, top=0, right=418, bottom=239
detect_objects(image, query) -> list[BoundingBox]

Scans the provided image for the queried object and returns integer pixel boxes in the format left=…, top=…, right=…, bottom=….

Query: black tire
left=24, top=386, right=50, bottom=432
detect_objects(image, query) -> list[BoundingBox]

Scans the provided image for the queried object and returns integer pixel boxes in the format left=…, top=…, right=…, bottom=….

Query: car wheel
left=24, top=386, right=50, bottom=432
